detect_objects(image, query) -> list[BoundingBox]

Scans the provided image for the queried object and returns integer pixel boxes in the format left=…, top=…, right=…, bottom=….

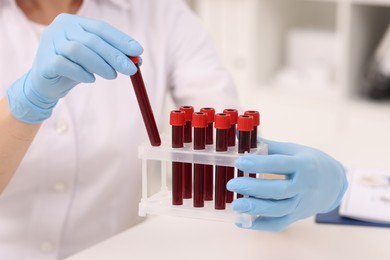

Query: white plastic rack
left=138, top=137, right=268, bottom=227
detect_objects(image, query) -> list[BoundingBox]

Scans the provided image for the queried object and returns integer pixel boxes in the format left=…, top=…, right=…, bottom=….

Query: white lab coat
left=0, top=0, right=241, bottom=259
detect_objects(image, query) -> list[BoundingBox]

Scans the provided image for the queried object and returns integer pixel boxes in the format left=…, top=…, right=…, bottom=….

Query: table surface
left=67, top=90, right=390, bottom=260
left=66, top=215, right=390, bottom=260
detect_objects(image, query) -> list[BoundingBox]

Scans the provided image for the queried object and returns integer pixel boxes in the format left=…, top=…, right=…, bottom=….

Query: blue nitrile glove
left=7, top=14, right=143, bottom=124
left=227, top=139, right=348, bottom=232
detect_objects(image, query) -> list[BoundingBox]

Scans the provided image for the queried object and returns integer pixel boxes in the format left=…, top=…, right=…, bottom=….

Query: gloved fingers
left=235, top=154, right=297, bottom=174
left=55, top=39, right=117, bottom=80
left=49, top=55, right=95, bottom=83
left=78, top=17, right=144, bottom=57
left=231, top=197, right=299, bottom=217
left=238, top=215, right=293, bottom=232
left=258, top=138, right=301, bottom=156
left=227, top=177, right=297, bottom=200
left=66, top=29, right=138, bottom=76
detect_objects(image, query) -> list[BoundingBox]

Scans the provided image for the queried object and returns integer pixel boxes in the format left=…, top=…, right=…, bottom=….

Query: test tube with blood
left=179, top=106, right=194, bottom=199
left=244, top=110, right=260, bottom=178
left=236, top=115, right=253, bottom=199
left=223, top=109, right=238, bottom=203
left=170, top=110, right=185, bottom=205
left=200, top=108, right=215, bottom=201
left=200, top=107, right=215, bottom=201
left=214, top=113, right=230, bottom=210
left=192, top=112, right=208, bottom=207
left=129, top=56, right=161, bottom=146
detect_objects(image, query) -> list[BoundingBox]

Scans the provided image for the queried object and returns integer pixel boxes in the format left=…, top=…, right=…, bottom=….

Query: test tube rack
left=138, top=136, right=268, bottom=227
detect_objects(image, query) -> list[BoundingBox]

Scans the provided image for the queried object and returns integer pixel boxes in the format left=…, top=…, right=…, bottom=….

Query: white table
left=66, top=215, right=389, bottom=260
left=67, top=90, right=390, bottom=260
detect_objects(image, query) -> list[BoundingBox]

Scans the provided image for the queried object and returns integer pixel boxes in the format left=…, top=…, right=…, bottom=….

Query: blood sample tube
left=244, top=110, right=260, bottom=178
left=170, top=110, right=185, bottom=205
left=223, top=109, right=238, bottom=203
left=244, top=110, right=260, bottom=149
left=179, top=106, right=194, bottom=199
left=237, top=115, right=253, bottom=199
left=129, top=56, right=161, bottom=146
left=200, top=107, right=215, bottom=201
left=214, top=113, right=230, bottom=210
left=192, top=112, right=208, bottom=208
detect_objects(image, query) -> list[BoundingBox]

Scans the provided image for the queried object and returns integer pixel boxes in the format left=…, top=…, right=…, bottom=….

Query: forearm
left=0, top=97, right=41, bottom=193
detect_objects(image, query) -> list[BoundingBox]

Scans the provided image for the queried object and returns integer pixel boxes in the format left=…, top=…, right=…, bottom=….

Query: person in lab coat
left=0, top=0, right=348, bottom=259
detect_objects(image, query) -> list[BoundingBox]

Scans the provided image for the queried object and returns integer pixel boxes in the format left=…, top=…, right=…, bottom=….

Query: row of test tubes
left=169, top=106, right=260, bottom=211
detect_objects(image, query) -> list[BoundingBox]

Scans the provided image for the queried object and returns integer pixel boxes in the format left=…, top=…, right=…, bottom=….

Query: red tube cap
left=244, top=110, right=260, bottom=126
left=179, top=106, right=194, bottom=122
left=192, top=112, right=208, bottom=128
left=223, top=109, right=238, bottom=125
left=237, top=115, right=253, bottom=132
left=170, top=110, right=185, bottom=126
left=214, top=113, right=231, bottom=129
left=129, top=56, right=140, bottom=65
left=200, top=107, right=215, bottom=123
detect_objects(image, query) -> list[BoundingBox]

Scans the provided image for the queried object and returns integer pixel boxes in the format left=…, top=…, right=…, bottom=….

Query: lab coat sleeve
left=164, top=0, right=243, bottom=111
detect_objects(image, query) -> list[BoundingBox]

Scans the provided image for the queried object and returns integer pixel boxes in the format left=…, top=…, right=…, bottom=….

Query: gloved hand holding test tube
left=7, top=14, right=144, bottom=124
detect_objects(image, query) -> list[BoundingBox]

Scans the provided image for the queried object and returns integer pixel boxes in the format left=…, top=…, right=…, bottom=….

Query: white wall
left=184, top=0, right=390, bottom=169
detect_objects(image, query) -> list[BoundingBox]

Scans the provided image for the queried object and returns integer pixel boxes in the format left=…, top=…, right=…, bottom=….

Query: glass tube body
left=183, top=121, right=192, bottom=198
left=193, top=127, right=206, bottom=207
left=237, top=130, right=251, bottom=198
left=204, top=122, right=214, bottom=201
left=249, top=125, right=258, bottom=178
left=226, top=124, right=236, bottom=203
left=172, top=125, right=184, bottom=205
left=130, top=64, right=161, bottom=146
left=215, top=128, right=228, bottom=210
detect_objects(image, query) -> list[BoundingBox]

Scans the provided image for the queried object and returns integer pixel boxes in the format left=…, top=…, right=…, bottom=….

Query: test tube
left=170, top=110, right=185, bottom=205
left=223, top=109, right=238, bottom=203
left=200, top=107, right=215, bottom=201
left=244, top=110, right=260, bottom=149
left=244, top=110, right=260, bottom=178
left=214, top=113, right=230, bottom=210
left=192, top=112, right=208, bottom=207
left=129, top=56, right=161, bottom=147
left=180, top=106, right=194, bottom=199
left=237, top=115, right=253, bottom=199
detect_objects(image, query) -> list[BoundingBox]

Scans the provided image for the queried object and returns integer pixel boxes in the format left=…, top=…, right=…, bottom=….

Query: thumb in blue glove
left=227, top=138, right=348, bottom=232
left=7, top=13, right=144, bottom=124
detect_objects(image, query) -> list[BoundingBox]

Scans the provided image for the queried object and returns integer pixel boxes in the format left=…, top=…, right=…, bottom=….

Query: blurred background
left=172, top=0, right=390, bottom=170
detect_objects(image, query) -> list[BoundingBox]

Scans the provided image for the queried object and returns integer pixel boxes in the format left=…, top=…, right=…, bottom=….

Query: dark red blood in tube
left=244, top=110, right=260, bottom=178
left=200, top=107, right=215, bottom=145
left=244, top=110, right=260, bottom=149
left=223, top=109, right=238, bottom=202
left=192, top=112, right=208, bottom=207
left=237, top=115, right=253, bottom=198
left=200, top=108, right=215, bottom=201
left=214, top=113, right=230, bottom=210
left=180, top=106, right=194, bottom=199
left=223, top=109, right=238, bottom=147
left=180, top=106, right=194, bottom=143
left=129, top=56, right=161, bottom=146
left=170, top=110, right=185, bottom=205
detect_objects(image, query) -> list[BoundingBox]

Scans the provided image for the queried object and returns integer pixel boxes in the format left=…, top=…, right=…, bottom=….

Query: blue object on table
left=315, top=207, right=390, bottom=228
